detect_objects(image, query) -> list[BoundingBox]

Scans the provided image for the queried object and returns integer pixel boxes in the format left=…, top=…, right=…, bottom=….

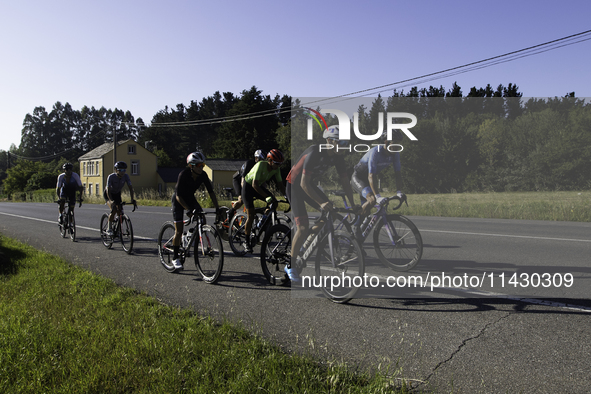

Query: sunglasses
left=329, top=138, right=348, bottom=147
left=192, top=162, right=205, bottom=168
left=117, top=169, right=126, bottom=173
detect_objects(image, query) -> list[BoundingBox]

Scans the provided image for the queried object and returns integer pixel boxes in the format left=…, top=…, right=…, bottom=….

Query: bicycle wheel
left=228, top=213, right=248, bottom=256
left=260, top=224, right=291, bottom=285
left=373, top=214, right=423, bottom=271
left=100, top=213, right=113, bottom=248
left=315, top=230, right=365, bottom=303
left=120, top=215, right=134, bottom=254
left=69, top=211, right=76, bottom=242
left=194, top=224, right=224, bottom=284
left=157, top=222, right=177, bottom=272
left=59, top=217, right=67, bottom=238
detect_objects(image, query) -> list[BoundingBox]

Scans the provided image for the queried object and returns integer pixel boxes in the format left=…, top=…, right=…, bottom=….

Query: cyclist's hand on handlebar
left=376, top=195, right=387, bottom=205
left=320, top=200, right=334, bottom=212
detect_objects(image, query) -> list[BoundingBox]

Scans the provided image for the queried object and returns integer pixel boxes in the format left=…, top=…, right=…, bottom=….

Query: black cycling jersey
left=173, top=167, right=214, bottom=208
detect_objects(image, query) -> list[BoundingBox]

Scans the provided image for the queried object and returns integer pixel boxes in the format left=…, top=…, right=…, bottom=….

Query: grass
left=328, top=190, right=591, bottom=222
left=0, top=235, right=406, bottom=393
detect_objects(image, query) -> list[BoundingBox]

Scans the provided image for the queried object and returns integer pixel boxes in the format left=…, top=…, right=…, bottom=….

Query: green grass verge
left=0, top=235, right=407, bottom=393
left=328, top=190, right=591, bottom=222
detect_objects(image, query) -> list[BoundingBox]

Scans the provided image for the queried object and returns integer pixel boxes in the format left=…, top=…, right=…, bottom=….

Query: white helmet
left=254, top=149, right=266, bottom=160
left=186, top=151, right=205, bottom=165
left=322, top=125, right=340, bottom=139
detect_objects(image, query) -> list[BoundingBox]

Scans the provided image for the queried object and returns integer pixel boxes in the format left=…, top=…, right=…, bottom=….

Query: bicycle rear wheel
left=120, top=215, right=134, bottom=254
left=315, top=230, right=365, bottom=303
left=157, top=222, right=177, bottom=272
left=194, top=225, right=224, bottom=284
left=69, top=211, right=76, bottom=242
left=100, top=213, right=113, bottom=248
left=373, top=214, right=423, bottom=271
left=260, top=224, right=291, bottom=285
left=228, top=213, right=248, bottom=256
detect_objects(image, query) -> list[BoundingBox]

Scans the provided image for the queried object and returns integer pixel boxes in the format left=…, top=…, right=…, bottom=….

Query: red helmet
left=267, top=149, right=284, bottom=164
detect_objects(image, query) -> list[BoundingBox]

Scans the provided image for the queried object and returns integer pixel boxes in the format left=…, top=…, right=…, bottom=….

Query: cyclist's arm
left=252, top=179, right=271, bottom=200
left=340, top=172, right=357, bottom=209
left=175, top=195, right=192, bottom=211
left=368, top=173, right=380, bottom=197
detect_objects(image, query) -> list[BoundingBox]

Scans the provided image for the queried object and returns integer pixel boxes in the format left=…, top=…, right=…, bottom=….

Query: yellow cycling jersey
left=244, top=161, right=282, bottom=185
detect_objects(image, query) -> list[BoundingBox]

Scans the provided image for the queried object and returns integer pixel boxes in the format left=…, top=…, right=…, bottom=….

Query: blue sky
left=1, top=0, right=590, bottom=152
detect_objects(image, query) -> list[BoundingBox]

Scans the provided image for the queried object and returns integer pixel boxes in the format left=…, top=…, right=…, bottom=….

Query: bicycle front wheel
left=228, top=213, right=248, bottom=256
left=315, top=230, right=365, bottom=303
left=157, top=222, right=177, bottom=272
left=100, top=213, right=113, bottom=248
left=373, top=215, right=423, bottom=271
left=194, top=225, right=224, bottom=284
left=69, top=211, right=76, bottom=242
left=260, top=224, right=291, bottom=286
left=120, top=215, right=134, bottom=254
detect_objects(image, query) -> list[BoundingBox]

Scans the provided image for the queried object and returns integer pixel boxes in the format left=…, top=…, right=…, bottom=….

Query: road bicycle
left=100, top=201, right=137, bottom=254
left=333, top=191, right=423, bottom=271
left=227, top=198, right=291, bottom=256
left=56, top=198, right=82, bottom=241
left=157, top=210, right=224, bottom=284
left=260, top=207, right=365, bottom=304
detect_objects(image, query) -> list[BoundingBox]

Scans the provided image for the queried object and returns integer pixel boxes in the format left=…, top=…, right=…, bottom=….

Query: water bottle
left=258, top=214, right=267, bottom=229
left=182, top=232, right=189, bottom=248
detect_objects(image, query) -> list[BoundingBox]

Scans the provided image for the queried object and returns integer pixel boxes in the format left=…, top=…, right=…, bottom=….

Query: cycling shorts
left=241, top=181, right=270, bottom=210
left=286, top=182, right=320, bottom=228
left=171, top=194, right=202, bottom=223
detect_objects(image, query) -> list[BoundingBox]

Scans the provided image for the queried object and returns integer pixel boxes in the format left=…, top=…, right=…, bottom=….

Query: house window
left=128, top=144, right=136, bottom=155
left=83, top=162, right=86, bottom=176
left=96, top=183, right=100, bottom=196
left=95, top=161, right=100, bottom=176
left=131, top=160, right=139, bottom=175
left=88, top=183, right=93, bottom=196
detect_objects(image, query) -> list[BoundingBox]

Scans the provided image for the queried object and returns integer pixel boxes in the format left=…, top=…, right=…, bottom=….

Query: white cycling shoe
left=172, top=258, right=184, bottom=271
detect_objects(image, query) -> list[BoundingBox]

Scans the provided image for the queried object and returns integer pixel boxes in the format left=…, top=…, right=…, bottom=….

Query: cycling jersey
left=173, top=167, right=214, bottom=206
left=106, top=173, right=132, bottom=194
left=244, top=161, right=282, bottom=185
left=56, top=172, right=82, bottom=194
left=57, top=172, right=82, bottom=202
left=353, top=146, right=401, bottom=176
left=286, top=145, right=348, bottom=186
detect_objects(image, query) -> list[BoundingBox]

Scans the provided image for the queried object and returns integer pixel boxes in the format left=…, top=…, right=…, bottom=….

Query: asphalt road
left=1, top=202, right=590, bottom=393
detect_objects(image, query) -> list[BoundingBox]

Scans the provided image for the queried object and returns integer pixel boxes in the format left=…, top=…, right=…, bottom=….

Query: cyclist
left=56, top=162, right=84, bottom=224
left=228, top=149, right=266, bottom=220
left=104, top=161, right=136, bottom=236
left=241, top=148, right=286, bottom=253
left=351, top=129, right=404, bottom=226
left=285, top=125, right=358, bottom=281
left=170, top=151, right=220, bottom=271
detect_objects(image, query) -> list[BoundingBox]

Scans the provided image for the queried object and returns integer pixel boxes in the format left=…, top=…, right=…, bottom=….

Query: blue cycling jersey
left=354, top=145, right=401, bottom=175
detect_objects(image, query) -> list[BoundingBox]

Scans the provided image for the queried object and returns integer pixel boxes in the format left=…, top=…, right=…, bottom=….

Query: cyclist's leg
left=171, top=195, right=185, bottom=261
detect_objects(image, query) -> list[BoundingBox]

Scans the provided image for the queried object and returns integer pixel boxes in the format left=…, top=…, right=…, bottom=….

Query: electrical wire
left=149, top=29, right=591, bottom=128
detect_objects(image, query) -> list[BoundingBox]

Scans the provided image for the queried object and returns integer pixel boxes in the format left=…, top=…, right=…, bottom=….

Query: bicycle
left=100, top=201, right=137, bottom=254
left=333, top=191, right=423, bottom=271
left=56, top=198, right=82, bottom=241
left=157, top=210, right=224, bottom=284
left=228, top=198, right=291, bottom=256
left=260, top=207, right=365, bottom=304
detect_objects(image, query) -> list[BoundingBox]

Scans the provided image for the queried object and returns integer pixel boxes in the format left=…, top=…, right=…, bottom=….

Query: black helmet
left=63, top=162, right=73, bottom=170
left=114, top=161, right=128, bottom=170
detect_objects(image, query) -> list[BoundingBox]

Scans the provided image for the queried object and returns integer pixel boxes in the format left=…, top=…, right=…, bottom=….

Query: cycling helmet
left=267, top=149, right=284, bottom=164
left=186, top=151, right=206, bottom=165
left=381, top=129, right=404, bottom=141
left=322, top=125, right=340, bottom=139
left=254, top=149, right=266, bottom=160
left=114, top=161, right=127, bottom=170
left=62, top=162, right=73, bottom=170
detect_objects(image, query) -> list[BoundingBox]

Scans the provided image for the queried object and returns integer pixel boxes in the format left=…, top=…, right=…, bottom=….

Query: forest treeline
left=1, top=83, right=589, bottom=196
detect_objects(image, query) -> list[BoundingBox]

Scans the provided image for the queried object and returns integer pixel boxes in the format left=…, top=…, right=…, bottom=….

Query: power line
left=149, top=29, right=591, bottom=128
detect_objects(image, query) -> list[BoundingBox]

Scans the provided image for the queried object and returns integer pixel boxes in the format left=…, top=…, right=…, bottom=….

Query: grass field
left=0, top=235, right=406, bottom=393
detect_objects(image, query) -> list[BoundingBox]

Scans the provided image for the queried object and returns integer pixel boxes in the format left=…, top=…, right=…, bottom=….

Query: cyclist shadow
left=0, top=242, right=27, bottom=277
